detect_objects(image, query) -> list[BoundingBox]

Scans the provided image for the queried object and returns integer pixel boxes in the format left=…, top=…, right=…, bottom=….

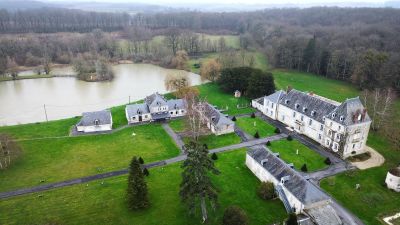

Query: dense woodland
left=0, top=7, right=399, bottom=92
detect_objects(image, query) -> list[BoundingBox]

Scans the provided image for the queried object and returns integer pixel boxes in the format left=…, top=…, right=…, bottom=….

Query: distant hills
left=1, top=0, right=400, bottom=12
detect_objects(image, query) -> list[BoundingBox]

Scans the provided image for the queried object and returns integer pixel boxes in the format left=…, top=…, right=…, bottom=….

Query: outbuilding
left=76, top=110, right=112, bottom=133
left=385, top=166, right=400, bottom=192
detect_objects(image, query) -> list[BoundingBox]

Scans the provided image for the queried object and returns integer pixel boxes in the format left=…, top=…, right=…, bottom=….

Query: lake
left=0, top=64, right=204, bottom=126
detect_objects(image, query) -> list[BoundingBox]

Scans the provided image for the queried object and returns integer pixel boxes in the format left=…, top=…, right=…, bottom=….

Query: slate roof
left=203, top=103, right=234, bottom=129
left=266, top=90, right=287, bottom=104
left=145, top=93, right=168, bottom=107
left=328, top=97, right=371, bottom=126
left=247, top=147, right=329, bottom=206
left=77, top=110, right=112, bottom=126
left=279, top=90, right=338, bottom=124
left=126, top=103, right=150, bottom=117
left=167, top=99, right=186, bottom=110
left=152, top=112, right=171, bottom=120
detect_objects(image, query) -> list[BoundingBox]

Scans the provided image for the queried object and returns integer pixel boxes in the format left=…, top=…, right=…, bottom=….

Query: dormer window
left=137, top=109, right=142, bottom=115
left=357, top=114, right=362, bottom=121
left=94, top=119, right=100, bottom=126
left=340, top=116, right=344, bottom=122
left=311, top=111, right=316, bottom=116
left=332, top=113, right=336, bottom=118
left=303, top=107, right=307, bottom=112
left=295, top=103, right=300, bottom=109
left=285, top=99, right=290, bottom=104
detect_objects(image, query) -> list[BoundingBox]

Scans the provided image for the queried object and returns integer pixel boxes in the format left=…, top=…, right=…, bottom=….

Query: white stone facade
left=254, top=89, right=371, bottom=158
left=385, top=168, right=400, bottom=192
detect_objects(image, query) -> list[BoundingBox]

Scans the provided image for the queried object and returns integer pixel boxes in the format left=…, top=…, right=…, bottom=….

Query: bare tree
left=0, top=134, right=22, bottom=170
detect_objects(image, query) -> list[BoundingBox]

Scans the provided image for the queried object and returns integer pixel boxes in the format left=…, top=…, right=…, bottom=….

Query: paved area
left=351, top=145, right=385, bottom=170
left=307, top=162, right=355, bottom=181
left=161, top=123, right=185, bottom=153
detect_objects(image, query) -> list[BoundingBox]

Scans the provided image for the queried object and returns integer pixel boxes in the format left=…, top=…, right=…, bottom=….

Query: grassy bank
left=0, top=124, right=180, bottom=192
left=0, top=149, right=287, bottom=225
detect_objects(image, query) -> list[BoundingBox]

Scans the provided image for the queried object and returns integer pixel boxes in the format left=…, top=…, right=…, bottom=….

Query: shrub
left=138, top=157, right=144, bottom=164
left=223, top=205, right=248, bottom=225
left=250, top=112, right=256, bottom=118
left=143, top=168, right=149, bottom=176
left=274, top=127, right=281, bottom=134
left=203, top=143, right=208, bottom=150
left=287, top=135, right=293, bottom=141
left=266, top=141, right=271, bottom=146
left=257, top=182, right=276, bottom=200
left=211, top=152, right=218, bottom=160
left=232, top=116, right=237, bottom=121
left=254, top=131, right=260, bottom=139
left=286, top=213, right=298, bottom=225
left=301, top=164, right=308, bottom=172
left=324, top=157, right=332, bottom=165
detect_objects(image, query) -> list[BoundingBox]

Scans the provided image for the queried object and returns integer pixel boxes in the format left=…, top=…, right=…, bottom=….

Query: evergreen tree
left=211, top=152, right=218, bottom=160
left=143, top=168, right=150, bottom=176
left=246, top=70, right=276, bottom=99
left=324, top=157, right=332, bottom=165
left=251, top=112, right=256, bottom=118
left=180, top=141, right=220, bottom=221
left=274, top=127, right=281, bottom=134
left=301, top=164, right=308, bottom=172
left=303, top=37, right=317, bottom=72
left=139, top=157, right=144, bottom=164
left=286, top=213, right=298, bottom=225
left=287, top=135, right=293, bottom=141
left=127, top=156, right=149, bottom=210
left=232, top=116, right=237, bottom=121
left=266, top=141, right=271, bottom=146
left=254, top=131, right=260, bottom=139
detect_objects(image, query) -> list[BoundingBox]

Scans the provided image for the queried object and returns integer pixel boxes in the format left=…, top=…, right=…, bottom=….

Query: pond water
left=0, top=64, right=204, bottom=126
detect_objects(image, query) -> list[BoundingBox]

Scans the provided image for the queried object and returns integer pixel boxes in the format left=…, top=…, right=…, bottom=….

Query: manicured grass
left=0, top=117, right=79, bottom=139
left=0, top=74, right=54, bottom=82
left=320, top=132, right=400, bottom=225
left=268, top=140, right=327, bottom=172
left=272, top=69, right=359, bottom=102
left=198, top=83, right=255, bottom=115
left=0, top=124, right=180, bottom=192
left=235, top=117, right=276, bottom=138
left=169, top=118, right=186, bottom=133
left=109, top=104, right=129, bottom=129
left=184, top=133, right=241, bottom=150
left=0, top=149, right=287, bottom=225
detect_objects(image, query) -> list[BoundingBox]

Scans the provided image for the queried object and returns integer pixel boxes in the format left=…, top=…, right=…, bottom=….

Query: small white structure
left=125, top=93, right=186, bottom=124
left=385, top=166, right=400, bottom=192
left=253, top=89, right=371, bottom=159
left=198, top=103, right=235, bottom=136
left=246, top=147, right=342, bottom=225
left=76, top=110, right=112, bottom=133
left=234, top=90, right=241, bottom=98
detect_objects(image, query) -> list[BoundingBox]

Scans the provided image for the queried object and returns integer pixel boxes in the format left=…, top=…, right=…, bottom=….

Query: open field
left=0, top=149, right=287, bottom=225
left=184, top=133, right=241, bottom=150
left=198, top=83, right=255, bottom=115
left=235, top=117, right=276, bottom=138
left=0, top=124, right=180, bottom=193
left=268, top=139, right=327, bottom=172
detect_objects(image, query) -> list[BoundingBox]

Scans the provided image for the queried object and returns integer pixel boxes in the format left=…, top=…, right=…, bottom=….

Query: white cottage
left=253, top=89, right=371, bottom=159
left=198, top=103, right=235, bottom=135
left=125, top=93, right=186, bottom=124
left=385, top=166, right=400, bottom=192
left=246, top=147, right=342, bottom=225
left=76, top=110, right=112, bottom=133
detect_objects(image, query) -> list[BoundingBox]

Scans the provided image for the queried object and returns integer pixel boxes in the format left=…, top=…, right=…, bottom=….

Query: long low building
left=246, top=147, right=342, bottom=225
left=252, top=89, right=371, bottom=159
left=76, top=110, right=113, bottom=133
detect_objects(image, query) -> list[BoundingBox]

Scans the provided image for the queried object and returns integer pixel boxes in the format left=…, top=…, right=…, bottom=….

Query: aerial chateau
left=126, top=93, right=186, bottom=124
left=252, top=89, right=371, bottom=158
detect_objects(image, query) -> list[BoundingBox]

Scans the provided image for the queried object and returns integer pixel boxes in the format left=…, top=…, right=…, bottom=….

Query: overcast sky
left=43, top=0, right=385, bottom=5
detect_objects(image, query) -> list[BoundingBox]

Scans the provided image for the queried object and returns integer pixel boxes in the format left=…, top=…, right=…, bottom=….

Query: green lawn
left=273, top=69, right=359, bottom=102
left=268, top=140, right=327, bottom=172
left=169, top=118, right=186, bottom=133
left=198, top=83, right=255, bottom=115
left=320, top=132, right=400, bottom=225
left=0, top=124, right=180, bottom=192
left=235, top=117, right=276, bottom=138
left=0, top=117, right=79, bottom=139
left=184, top=133, right=241, bottom=150
left=0, top=149, right=287, bottom=225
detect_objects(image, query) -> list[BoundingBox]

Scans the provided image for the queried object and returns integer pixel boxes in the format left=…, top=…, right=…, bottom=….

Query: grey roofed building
left=77, top=110, right=112, bottom=126
left=266, top=90, right=287, bottom=103
left=203, top=103, right=234, bottom=128
left=145, top=92, right=168, bottom=107
left=167, top=99, right=186, bottom=110
left=247, top=147, right=329, bottom=205
left=328, top=97, right=371, bottom=126
left=279, top=89, right=338, bottom=124
left=125, top=103, right=150, bottom=117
